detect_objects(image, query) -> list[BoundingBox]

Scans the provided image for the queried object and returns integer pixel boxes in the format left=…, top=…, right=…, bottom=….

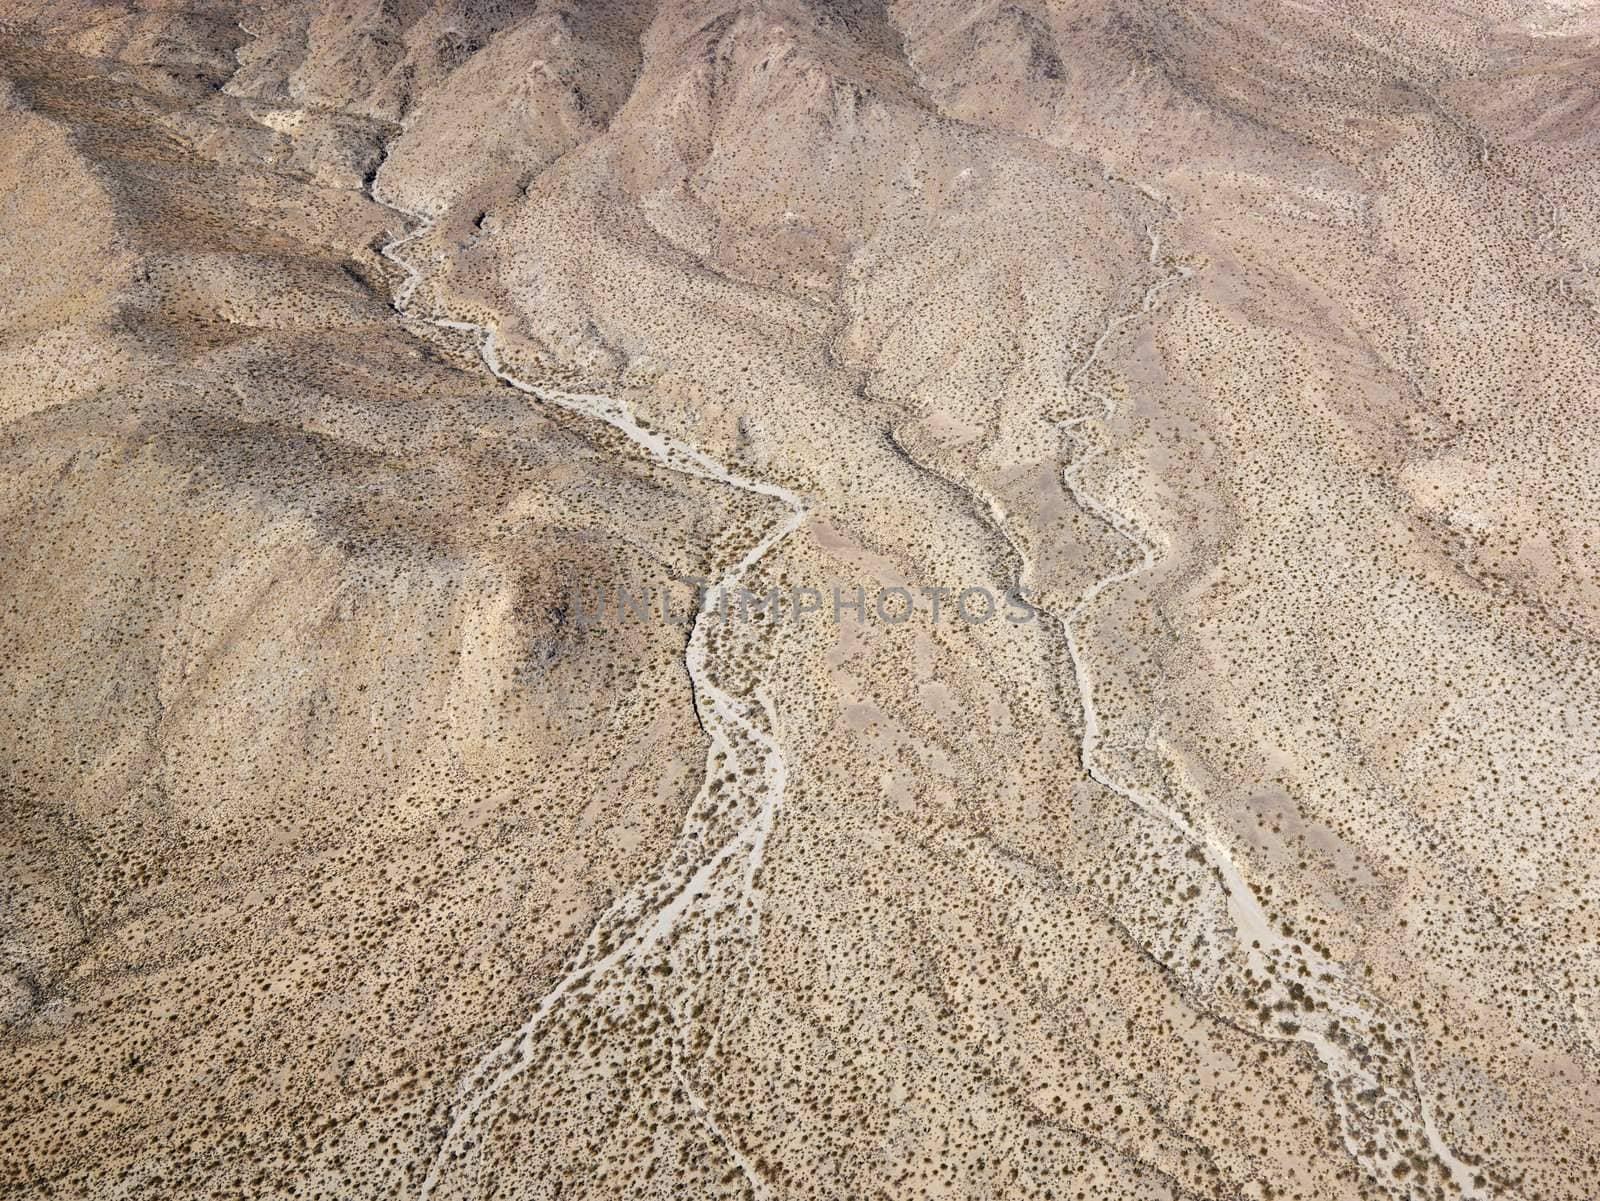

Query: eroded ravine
left=943, top=212, right=1487, bottom=1198
left=370, top=173, right=804, bottom=1200
left=1044, top=225, right=1488, bottom=1199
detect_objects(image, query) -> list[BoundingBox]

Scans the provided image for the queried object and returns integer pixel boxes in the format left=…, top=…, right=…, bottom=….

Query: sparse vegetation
left=2, top=3, right=1596, bottom=1200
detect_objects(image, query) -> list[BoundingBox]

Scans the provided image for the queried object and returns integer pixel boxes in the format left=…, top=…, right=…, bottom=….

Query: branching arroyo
left=1047, top=220, right=1489, bottom=1200
left=370, top=166, right=802, bottom=1201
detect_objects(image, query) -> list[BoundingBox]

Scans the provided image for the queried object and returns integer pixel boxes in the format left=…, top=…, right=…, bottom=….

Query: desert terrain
left=3, top=2, right=1599, bottom=1199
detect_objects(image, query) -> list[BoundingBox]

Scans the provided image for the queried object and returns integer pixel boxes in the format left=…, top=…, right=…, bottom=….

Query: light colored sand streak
left=1049, top=228, right=1485, bottom=1200
left=371, top=173, right=802, bottom=1201
left=947, top=215, right=1484, bottom=1199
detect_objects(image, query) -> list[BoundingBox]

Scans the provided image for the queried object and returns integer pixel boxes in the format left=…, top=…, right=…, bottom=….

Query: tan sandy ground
left=3, top=3, right=1599, bottom=1199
